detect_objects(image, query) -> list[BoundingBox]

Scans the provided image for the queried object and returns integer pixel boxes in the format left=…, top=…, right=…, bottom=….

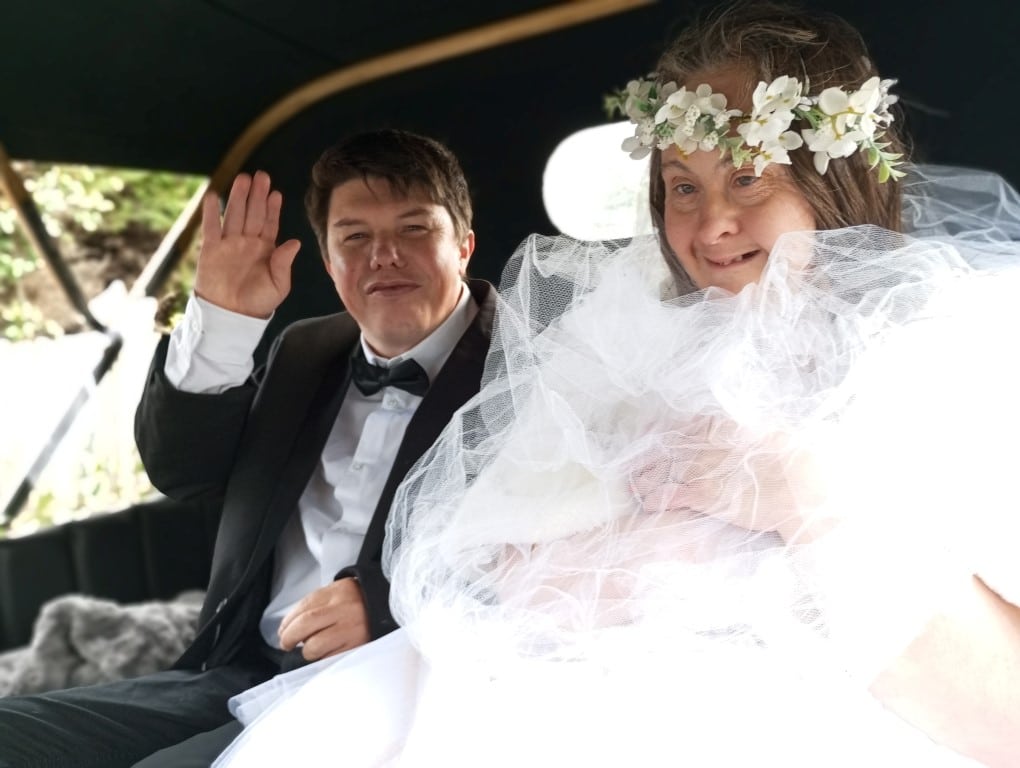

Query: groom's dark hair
left=305, top=128, right=474, bottom=256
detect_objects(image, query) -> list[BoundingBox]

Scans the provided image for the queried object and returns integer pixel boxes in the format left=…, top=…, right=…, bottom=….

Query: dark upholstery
left=0, top=527, right=75, bottom=652
left=0, top=496, right=219, bottom=651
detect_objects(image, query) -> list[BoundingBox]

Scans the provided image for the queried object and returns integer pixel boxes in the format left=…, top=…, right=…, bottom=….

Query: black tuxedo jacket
left=135, top=279, right=495, bottom=670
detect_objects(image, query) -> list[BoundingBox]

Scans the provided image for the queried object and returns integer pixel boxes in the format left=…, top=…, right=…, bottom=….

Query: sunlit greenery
left=1, top=162, right=204, bottom=535
left=0, top=163, right=203, bottom=339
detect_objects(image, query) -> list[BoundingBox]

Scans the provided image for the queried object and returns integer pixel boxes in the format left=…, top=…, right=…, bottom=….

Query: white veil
left=379, top=164, right=1020, bottom=762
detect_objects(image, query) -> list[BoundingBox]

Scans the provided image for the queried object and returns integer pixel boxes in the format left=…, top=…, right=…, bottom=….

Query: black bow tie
left=350, top=349, right=430, bottom=397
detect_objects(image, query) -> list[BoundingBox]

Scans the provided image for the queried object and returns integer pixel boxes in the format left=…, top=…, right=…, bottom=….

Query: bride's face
left=660, top=70, right=816, bottom=294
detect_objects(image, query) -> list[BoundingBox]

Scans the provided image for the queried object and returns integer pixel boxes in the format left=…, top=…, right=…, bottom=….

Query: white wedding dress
left=215, top=165, right=1020, bottom=767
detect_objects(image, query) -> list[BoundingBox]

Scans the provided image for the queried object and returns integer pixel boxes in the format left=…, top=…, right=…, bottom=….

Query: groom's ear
left=458, top=231, right=476, bottom=276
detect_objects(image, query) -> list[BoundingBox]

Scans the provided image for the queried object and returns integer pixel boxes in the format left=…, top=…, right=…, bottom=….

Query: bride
left=215, top=4, right=1020, bottom=766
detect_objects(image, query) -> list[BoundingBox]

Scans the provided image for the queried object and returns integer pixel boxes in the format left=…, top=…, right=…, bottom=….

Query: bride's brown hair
left=648, top=1, right=908, bottom=290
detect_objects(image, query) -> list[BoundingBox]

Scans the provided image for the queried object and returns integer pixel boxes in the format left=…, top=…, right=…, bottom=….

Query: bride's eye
left=672, top=182, right=697, bottom=196
left=734, top=173, right=758, bottom=188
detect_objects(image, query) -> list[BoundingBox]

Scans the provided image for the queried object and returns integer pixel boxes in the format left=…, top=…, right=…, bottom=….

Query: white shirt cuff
left=164, top=295, right=270, bottom=394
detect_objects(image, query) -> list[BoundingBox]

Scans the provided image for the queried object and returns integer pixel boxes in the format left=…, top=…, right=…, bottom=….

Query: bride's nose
left=694, top=193, right=741, bottom=245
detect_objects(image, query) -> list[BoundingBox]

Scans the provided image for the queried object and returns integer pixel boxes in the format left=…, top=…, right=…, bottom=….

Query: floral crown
left=605, top=75, right=904, bottom=182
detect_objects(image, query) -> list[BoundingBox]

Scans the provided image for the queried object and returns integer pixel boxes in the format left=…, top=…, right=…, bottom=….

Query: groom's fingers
left=242, top=170, right=271, bottom=236
left=299, top=618, right=371, bottom=662
left=278, top=578, right=370, bottom=658
left=221, top=173, right=252, bottom=236
left=261, top=189, right=284, bottom=241
left=199, top=191, right=223, bottom=250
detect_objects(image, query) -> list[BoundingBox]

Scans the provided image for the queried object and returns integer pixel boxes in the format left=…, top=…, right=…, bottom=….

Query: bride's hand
left=628, top=419, right=833, bottom=544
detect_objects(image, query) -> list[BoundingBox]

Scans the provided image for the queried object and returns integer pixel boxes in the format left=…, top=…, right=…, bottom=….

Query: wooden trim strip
left=0, top=142, right=30, bottom=205
left=212, top=0, right=652, bottom=191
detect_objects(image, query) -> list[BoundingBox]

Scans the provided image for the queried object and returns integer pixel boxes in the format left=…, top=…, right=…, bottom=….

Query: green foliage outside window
left=0, top=163, right=202, bottom=339
left=1, top=162, right=204, bottom=535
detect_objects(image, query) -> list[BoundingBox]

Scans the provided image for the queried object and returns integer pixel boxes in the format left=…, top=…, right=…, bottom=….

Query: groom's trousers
left=0, top=646, right=277, bottom=768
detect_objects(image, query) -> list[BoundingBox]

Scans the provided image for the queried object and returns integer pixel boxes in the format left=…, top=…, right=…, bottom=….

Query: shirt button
left=351, top=462, right=364, bottom=471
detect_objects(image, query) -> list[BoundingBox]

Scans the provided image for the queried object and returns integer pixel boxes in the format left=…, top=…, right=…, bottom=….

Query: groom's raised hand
left=196, top=170, right=301, bottom=318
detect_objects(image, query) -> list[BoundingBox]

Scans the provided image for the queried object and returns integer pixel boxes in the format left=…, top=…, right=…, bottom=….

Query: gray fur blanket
left=0, top=591, right=203, bottom=697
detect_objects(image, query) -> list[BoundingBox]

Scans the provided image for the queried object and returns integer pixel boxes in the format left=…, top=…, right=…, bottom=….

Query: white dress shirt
left=164, top=287, right=477, bottom=647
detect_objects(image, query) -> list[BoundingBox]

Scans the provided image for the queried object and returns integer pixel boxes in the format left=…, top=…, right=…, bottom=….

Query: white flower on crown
left=605, top=73, right=904, bottom=181
left=738, top=76, right=808, bottom=147
left=653, top=84, right=743, bottom=155
left=607, top=78, right=678, bottom=159
left=753, top=131, right=806, bottom=176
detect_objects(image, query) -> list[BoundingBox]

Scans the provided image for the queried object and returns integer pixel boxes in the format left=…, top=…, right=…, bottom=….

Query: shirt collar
left=360, top=282, right=478, bottom=382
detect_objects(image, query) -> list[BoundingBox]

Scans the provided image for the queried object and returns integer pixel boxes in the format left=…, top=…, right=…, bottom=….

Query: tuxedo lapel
left=250, top=353, right=352, bottom=562
left=212, top=317, right=359, bottom=598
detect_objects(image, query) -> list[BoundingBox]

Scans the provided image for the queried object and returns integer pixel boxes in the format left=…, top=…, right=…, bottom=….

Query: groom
left=0, top=129, right=496, bottom=767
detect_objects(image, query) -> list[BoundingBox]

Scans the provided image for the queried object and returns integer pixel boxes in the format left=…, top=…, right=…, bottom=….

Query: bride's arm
left=495, top=508, right=694, bottom=610
left=631, top=428, right=838, bottom=544
left=634, top=432, right=1020, bottom=765
left=868, top=574, right=1020, bottom=767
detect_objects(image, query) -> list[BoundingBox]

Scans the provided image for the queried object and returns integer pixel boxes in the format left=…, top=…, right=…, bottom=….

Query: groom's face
left=323, top=176, right=475, bottom=358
